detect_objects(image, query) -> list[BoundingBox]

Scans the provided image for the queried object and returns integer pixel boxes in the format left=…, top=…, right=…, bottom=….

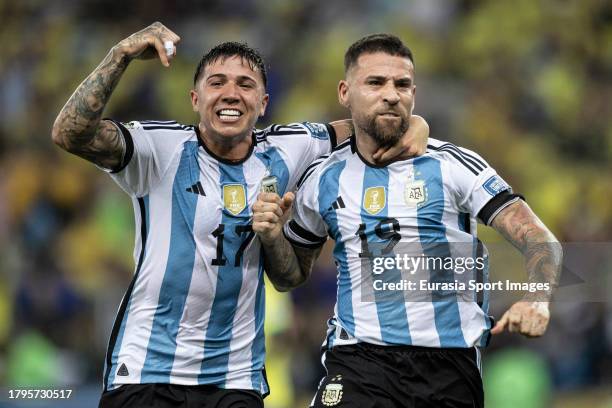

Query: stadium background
left=0, top=0, right=611, bottom=407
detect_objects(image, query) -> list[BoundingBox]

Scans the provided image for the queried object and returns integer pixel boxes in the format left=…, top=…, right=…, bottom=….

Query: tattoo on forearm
left=54, top=48, right=129, bottom=169
left=294, top=245, right=322, bottom=280
left=492, top=201, right=563, bottom=300
left=262, top=236, right=321, bottom=291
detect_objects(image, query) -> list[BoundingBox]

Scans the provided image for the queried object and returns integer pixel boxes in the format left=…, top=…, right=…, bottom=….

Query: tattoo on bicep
left=75, top=122, right=126, bottom=170
left=56, top=50, right=129, bottom=165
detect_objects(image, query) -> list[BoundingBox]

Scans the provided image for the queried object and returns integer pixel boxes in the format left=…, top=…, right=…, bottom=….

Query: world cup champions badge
left=260, top=175, right=279, bottom=194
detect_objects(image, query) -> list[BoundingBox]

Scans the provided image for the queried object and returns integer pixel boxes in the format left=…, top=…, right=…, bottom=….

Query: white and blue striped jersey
left=284, top=136, right=520, bottom=349
left=101, top=119, right=334, bottom=393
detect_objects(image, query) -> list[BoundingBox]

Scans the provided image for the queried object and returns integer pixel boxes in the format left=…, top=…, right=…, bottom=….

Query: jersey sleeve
left=446, top=145, right=523, bottom=225
left=261, top=122, right=336, bottom=191
left=283, top=165, right=328, bottom=248
left=299, top=121, right=337, bottom=156
left=101, top=119, right=182, bottom=197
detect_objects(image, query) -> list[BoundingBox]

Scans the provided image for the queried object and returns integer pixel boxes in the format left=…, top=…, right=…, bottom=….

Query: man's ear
left=338, top=80, right=349, bottom=108
left=190, top=89, right=199, bottom=112
left=260, top=93, right=270, bottom=117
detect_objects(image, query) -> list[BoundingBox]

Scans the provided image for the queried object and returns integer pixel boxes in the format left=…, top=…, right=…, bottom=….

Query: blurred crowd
left=0, top=0, right=611, bottom=407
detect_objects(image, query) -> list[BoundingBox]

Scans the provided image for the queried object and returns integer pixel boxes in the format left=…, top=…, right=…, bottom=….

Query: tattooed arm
left=264, top=243, right=322, bottom=292
left=252, top=192, right=322, bottom=291
left=489, top=200, right=563, bottom=337
left=51, top=22, right=180, bottom=169
left=261, top=228, right=322, bottom=292
left=329, top=114, right=429, bottom=161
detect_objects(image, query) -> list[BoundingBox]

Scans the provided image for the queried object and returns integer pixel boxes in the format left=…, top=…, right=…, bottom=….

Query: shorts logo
left=223, top=184, right=246, bottom=215
left=363, top=187, right=386, bottom=215
left=321, top=376, right=343, bottom=406
left=404, top=180, right=427, bottom=207
left=483, top=176, right=509, bottom=196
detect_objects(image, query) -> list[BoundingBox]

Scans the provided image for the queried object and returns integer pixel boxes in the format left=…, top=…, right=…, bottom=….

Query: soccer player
left=51, top=23, right=429, bottom=408
left=253, top=34, right=562, bottom=407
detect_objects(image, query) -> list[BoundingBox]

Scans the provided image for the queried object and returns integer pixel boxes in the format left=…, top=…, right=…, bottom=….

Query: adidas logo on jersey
left=328, top=196, right=346, bottom=211
left=186, top=182, right=206, bottom=196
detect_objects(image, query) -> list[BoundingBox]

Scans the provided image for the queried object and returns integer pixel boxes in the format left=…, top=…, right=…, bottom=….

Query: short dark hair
left=193, top=42, right=267, bottom=87
left=344, top=34, right=414, bottom=72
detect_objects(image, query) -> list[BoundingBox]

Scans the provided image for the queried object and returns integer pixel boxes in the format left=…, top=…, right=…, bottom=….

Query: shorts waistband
left=339, top=342, right=478, bottom=355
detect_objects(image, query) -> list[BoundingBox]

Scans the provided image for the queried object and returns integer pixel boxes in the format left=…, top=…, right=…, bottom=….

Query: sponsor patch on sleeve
left=302, top=122, right=329, bottom=140
left=483, top=175, right=510, bottom=196
left=124, top=121, right=142, bottom=130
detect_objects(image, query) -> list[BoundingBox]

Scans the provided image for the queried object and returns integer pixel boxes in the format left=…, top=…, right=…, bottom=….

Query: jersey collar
left=195, top=126, right=256, bottom=165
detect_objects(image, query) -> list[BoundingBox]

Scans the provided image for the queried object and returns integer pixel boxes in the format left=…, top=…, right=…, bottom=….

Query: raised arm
left=489, top=200, right=563, bottom=337
left=252, top=192, right=323, bottom=291
left=51, top=22, right=180, bottom=169
left=330, top=114, right=429, bottom=161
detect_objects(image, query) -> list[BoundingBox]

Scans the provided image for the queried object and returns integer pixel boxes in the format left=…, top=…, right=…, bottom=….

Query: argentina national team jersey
left=100, top=119, right=334, bottom=393
left=284, top=136, right=521, bottom=350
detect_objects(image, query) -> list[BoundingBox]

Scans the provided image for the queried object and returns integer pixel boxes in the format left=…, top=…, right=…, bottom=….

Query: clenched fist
left=114, top=22, right=181, bottom=67
left=491, top=301, right=550, bottom=337
left=252, top=192, right=294, bottom=244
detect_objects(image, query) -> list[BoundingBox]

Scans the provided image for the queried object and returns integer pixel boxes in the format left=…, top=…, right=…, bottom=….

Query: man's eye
left=368, top=80, right=382, bottom=86
left=240, top=83, right=254, bottom=89
left=210, top=82, right=222, bottom=87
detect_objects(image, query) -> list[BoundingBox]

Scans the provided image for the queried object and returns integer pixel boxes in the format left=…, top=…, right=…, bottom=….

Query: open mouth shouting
left=217, top=108, right=243, bottom=123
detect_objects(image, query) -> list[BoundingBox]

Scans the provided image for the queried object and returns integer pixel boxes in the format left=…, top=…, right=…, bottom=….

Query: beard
left=357, top=113, right=409, bottom=149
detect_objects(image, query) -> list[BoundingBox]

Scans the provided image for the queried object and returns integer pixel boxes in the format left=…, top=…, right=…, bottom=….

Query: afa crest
left=223, top=184, right=246, bottom=215
left=404, top=180, right=427, bottom=206
left=363, top=186, right=386, bottom=215
left=321, top=376, right=344, bottom=406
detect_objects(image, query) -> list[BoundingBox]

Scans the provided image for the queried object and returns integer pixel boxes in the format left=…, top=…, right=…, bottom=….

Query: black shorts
left=99, top=383, right=263, bottom=408
left=310, top=343, right=483, bottom=408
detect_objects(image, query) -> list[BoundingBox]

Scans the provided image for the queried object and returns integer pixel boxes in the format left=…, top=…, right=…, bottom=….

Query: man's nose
left=221, top=82, right=240, bottom=103
left=381, top=83, right=400, bottom=105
